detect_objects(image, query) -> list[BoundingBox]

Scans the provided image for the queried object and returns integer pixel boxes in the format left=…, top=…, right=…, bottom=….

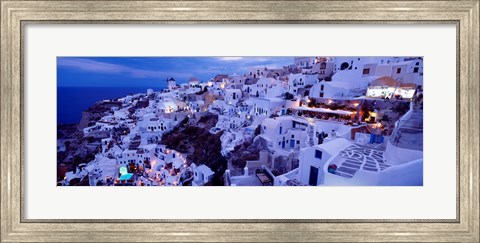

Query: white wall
left=298, top=147, right=330, bottom=185
left=384, top=140, right=423, bottom=165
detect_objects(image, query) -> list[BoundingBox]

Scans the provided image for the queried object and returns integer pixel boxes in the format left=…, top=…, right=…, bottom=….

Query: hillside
left=161, top=113, right=227, bottom=185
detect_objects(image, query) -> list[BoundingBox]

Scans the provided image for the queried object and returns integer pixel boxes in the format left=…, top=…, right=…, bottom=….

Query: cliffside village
left=57, top=57, right=424, bottom=186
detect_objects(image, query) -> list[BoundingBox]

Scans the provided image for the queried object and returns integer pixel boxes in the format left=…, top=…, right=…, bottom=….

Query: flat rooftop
left=230, top=175, right=265, bottom=186
left=328, top=145, right=391, bottom=179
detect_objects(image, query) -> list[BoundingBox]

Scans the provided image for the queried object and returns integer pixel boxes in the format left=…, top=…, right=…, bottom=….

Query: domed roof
left=188, top=77, right=200, bottom=82
left=370, top=76, right=397, bottom=87
left=168, top=77, right=176, bottom=82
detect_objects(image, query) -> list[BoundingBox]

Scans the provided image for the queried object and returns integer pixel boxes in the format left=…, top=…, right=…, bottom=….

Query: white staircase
left=307, top=125, right=315, bottom=147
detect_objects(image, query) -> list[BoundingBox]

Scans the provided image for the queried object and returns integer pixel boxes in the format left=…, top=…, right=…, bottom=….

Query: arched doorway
left=340, top=62, right=349, bottom=70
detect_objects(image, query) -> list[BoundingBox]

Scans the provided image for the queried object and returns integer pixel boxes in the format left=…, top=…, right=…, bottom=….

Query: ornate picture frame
left=1, top=0, right=478, bottom=242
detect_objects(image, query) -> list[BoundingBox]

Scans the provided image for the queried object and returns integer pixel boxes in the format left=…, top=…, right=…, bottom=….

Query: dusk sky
left=57, top=57, right=294, bottom=88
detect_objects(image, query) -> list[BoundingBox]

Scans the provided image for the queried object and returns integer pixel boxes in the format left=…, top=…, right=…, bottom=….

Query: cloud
left=57, top=58, right=187, bottom=79
left=57, top=57, right=294, bottom=87
left=217, top=57, right=244, bottom=61
left=253, top=63, right=284, bottom=69
left=58, top=58, right=125, bottom=73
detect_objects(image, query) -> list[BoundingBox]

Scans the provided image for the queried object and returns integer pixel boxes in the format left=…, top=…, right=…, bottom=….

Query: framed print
left=1, top=0, right=479, bottom=242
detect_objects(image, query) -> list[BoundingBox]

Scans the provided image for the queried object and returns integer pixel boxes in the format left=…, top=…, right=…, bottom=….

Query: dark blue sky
left=57, top=57, right=294, bottom=88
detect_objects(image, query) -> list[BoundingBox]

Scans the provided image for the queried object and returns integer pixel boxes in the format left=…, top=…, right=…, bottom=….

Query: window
left=291, top=134, right=294, bottom=138
left=315, top=150, right=322, bottom=159
left=362, top=68, right=370, bottom=75
left=414, top=67, right=419, bottom=73
left=320, top=85, right=324, bottom=91
left=320, top=92, right=324, bottom=98
left=396, top=68, right=402, bottom=74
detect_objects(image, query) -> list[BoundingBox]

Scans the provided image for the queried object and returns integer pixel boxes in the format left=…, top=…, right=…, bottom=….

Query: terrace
left=230, top=175, right=265, bottom=186
left=328, top=145, right=390, bottom=179
left=290, top=102, right=358, bottom=125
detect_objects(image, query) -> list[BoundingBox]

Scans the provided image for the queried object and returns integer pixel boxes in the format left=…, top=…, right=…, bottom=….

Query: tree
left=381, top=115, right=391, bottom=123
left=392, top=102, right=410, bottom=115
left=254, top=124, right=261, bottom=136
left=360, top=101, right=375, bottom=120
left=329, top=103, right=339, bottom=110
left=284, top=92, right=294, bottom=100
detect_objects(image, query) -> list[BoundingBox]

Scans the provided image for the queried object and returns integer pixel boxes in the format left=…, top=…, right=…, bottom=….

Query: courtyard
left=329, top=145, right=391, bottom=178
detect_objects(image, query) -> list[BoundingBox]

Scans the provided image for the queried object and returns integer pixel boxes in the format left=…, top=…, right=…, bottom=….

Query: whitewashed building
left=260, top=116, right=310, bottom=151
left=298, top=138, right=352, bottom=186
left=250, top=97, right=285, bottom=117
left=224, top=88, right=242, bottom=105
left=287, top=73, right=318, bottom=95
left=192, top=164, right=215, bottom=186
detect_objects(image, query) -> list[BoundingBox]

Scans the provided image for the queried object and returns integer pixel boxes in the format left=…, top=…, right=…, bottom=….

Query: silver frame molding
left=1, top=1, right=479, bottom=242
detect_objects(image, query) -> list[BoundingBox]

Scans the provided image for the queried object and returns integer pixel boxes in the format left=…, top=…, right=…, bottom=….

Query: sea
left=57, top=86, right=164, bottom=124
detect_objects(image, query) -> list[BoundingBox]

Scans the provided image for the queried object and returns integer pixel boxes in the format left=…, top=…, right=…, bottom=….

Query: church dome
left=188, top=77, right=199, bottom=82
